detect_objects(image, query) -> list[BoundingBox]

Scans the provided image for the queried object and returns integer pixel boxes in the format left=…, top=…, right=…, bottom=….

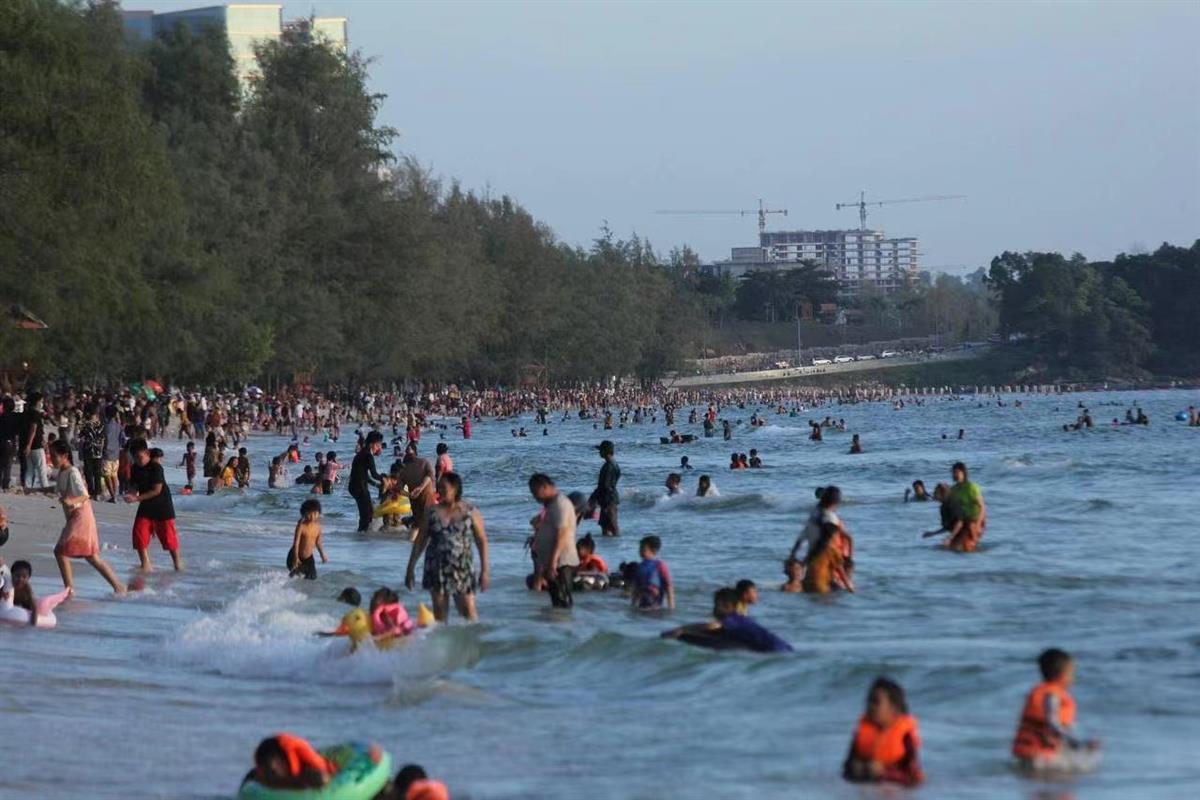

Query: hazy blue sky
left=133, top=0, right=1199, bottom=272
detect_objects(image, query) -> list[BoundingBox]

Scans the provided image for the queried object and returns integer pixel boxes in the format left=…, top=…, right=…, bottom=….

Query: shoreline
left=0, top=489, right=203, bottom=597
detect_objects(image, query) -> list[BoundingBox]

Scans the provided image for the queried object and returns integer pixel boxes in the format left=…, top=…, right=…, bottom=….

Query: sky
left=130, top=0, right=1199, bottom=273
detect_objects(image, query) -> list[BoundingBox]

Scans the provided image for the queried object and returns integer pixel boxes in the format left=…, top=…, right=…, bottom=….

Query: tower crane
left=835, top=191, right=965, bottom=231
left=655, top=199, right=788, bottom=238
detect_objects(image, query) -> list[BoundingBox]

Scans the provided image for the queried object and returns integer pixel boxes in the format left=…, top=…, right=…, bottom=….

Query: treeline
left=987, top=242, right=1200, bottom=378
left=0, top=0, right=701, bottom=384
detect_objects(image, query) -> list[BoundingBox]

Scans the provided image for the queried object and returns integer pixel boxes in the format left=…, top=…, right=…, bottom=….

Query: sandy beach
left=1, top=489, right=202, bottom=596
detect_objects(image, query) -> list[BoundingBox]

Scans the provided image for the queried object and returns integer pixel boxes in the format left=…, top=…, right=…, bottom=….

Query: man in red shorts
left=124, top=439, right=182, bottom=572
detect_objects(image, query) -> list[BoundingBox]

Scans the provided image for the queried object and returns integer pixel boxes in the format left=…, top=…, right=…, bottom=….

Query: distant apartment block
left=121, top=4, right=348, bottom=87
left=711, top=229, right=919, bottom=295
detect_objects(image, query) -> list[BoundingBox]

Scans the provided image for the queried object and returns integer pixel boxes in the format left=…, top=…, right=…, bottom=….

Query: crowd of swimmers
left=3, top=381, right=1167, bottom=795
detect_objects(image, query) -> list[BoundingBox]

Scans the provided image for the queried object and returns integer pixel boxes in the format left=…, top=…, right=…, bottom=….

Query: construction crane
left=655, top=199, right=788, bottom=237
left=835, top=191, right=965, bottom=231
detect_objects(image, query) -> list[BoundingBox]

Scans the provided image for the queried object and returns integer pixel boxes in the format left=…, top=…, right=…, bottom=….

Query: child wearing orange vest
left=843, top=677, right=924, bottom=787
left=1012, top=648, right=1101, bottom=772
left=245, top=733, right=336, bottom=790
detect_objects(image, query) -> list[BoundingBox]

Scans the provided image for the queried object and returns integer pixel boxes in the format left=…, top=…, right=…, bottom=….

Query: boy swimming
left=287, top=499, right=328, bottom=580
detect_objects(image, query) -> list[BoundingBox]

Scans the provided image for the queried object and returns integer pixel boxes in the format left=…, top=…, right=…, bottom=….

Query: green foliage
left=984, top=244, right=1200, bottom=378
left=0, top=1, right=701, bottom=384
left=734, top=264, right=838, bottom=322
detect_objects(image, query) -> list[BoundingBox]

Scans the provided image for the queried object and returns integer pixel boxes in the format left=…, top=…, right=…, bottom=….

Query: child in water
left=664, top=473, right=682, bottom=496
left=735, top=579, right=758, bottom=614
left=631, top=536, right=674, bottom=610
left=287, top=499, right=328, bottom=580
left=780, top=558, right=804, bottom=593
left=179, top=441, right=197, bottom=491
left=576, top=534, right=608, bottom=574
left=368, top=586, right=414, bottom=642
left=843, top=677, right=924, bottom=786
left=1012, top=648, right=1101, bottom=773
left=244, top=734, right=335, bottom=791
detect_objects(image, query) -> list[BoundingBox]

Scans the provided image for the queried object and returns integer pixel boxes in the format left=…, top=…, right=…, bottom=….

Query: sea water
left=2, top=390, right=1198, bottom=799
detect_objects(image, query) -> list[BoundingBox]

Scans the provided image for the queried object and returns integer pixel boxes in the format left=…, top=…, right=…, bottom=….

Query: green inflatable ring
left=238, top=741, right=392, bottom=800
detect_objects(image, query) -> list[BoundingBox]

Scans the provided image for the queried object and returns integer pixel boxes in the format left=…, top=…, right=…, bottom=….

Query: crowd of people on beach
left=0, top=377, right=1149, bottom=794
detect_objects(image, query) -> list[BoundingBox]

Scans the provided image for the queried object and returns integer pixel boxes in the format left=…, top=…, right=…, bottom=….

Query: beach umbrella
left=145, top=379, right=164, bottom=393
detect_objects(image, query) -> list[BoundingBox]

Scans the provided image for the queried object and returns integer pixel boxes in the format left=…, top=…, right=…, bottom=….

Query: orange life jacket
left=1013, top=681, right=1075, bottom=758
left=852, top=714, right=920, bottom=767
left=275, top=733, right=335, bottom=778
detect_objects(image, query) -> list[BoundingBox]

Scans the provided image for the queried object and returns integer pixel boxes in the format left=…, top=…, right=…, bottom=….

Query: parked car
left=833, top=356, right=854, bottom=364
left=812, top=358, right=832, bottom=366
left=856, top=354, right=876, bottom=361
left=880, top=350, right=898, bottom=358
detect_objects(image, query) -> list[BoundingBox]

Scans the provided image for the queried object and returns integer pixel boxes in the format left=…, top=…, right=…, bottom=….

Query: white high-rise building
left=121, top=4, right=349, bottom=88
left=710, top=229, right=919, bottom=295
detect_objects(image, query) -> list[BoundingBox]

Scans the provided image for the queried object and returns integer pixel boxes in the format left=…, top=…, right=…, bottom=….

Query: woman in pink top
left=49, top=441, right=125, bottom=595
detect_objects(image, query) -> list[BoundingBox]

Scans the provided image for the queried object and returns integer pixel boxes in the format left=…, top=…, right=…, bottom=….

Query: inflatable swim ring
left=573, top=572, right=610, bottom=591
left=238, top=741, right=392, bottom=800
left=0, top=588, right=69, bottom=629
left=374, top=497, right=412, bottom=518
left=676, top=628, right=756, bottom=652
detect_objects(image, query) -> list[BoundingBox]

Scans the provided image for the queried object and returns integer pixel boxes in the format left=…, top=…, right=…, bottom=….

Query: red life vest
left=852, top=714, right=920, bottom=767
left=1013, top=681, right=1075, bottom=758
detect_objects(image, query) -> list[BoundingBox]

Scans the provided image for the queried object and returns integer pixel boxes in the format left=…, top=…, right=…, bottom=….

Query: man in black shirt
left=20, top=392, right=49, bottom=490
left=125, top=439, right=182, bottom=572
left=589, top=440, right=621, bottom=537
left=348, top=431, right=384, bottom=532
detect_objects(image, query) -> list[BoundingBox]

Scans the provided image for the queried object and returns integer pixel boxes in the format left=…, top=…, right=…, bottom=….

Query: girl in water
left=49, top=441, right=125, bottom=595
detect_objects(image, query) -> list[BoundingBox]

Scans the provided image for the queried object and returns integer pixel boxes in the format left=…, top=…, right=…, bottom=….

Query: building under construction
left=709, top=228, right=920, bottom=295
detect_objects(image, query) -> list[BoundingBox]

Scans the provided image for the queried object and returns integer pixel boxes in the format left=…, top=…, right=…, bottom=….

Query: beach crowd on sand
left=1, top=378, right=1142, bottom=797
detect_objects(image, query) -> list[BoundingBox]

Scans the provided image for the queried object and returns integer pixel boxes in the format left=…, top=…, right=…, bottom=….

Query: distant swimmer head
left=712, top=587, right=739, bottom=618
left=819, top=486, right=842, bottom=508
left=337, top=587, right=362, bottom=607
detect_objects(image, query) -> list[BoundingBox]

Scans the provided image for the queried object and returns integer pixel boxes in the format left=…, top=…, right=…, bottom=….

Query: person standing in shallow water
left=405, top=472, right=489, bottom=622
left=589, top=440, right=621, bottom=537
left=527, top=473, right=579, bottom=609
left=348, top=431, right=384, bottom=532
left=945, top=461, right=986, bottom=552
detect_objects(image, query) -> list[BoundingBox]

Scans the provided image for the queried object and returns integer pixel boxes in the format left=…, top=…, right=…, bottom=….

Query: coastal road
left=667, top=348, right=985, bottom=388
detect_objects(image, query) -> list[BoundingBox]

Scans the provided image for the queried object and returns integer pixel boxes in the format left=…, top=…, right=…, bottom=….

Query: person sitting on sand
left=243, top=734, right=335, bottom=791
left=843, top=677, right=925, bottom=787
